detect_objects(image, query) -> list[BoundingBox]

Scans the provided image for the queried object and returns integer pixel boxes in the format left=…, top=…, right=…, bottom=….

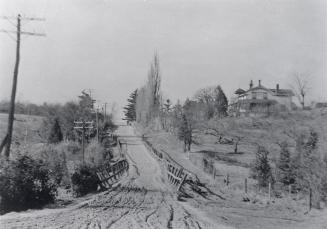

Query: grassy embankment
left=138, top=109, right=327, bottom=213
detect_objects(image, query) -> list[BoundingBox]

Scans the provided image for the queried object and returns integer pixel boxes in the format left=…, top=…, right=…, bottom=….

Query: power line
left=0, top=29, right=46, bottom=37
left=2, top=17, right=17, bottom=28
left=1, top=29, right=16, bottom=41
left=0, top=16, right=46, bottom=21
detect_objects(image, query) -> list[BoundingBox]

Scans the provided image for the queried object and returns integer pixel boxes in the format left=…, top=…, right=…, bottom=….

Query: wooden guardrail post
left=268, top=182, right=271, bottom=200
left=213, top=168, right=216, bottom=179
left=245, top=178, right=247, bottom=194
left=225, top=174, right=230, bottom=186
left=177, top=174, right=187, bottom=192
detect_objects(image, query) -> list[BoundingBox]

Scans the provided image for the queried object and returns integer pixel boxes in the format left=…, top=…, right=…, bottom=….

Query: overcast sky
left=0, top=0, right=326, bottom=115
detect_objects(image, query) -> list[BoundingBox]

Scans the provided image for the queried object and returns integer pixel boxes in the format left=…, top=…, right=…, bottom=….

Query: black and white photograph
left=0, top=0, right=326, bottom=228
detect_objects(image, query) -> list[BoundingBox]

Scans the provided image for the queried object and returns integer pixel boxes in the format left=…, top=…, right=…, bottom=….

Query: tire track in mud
left=145, top=192, right=165, bottom=222
left=167, top=204, right=174, bottom=229
left=106, top=210, right=130, bottom=228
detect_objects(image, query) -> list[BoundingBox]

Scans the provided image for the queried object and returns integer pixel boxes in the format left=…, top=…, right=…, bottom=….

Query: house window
left=263, top=92, right=268, bottom=99
left=252, top=92, right=257, bottom=99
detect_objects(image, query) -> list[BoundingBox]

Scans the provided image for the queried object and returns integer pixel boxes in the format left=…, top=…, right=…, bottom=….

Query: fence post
left=309, top=188, right=312, bottom=211
left=289, top=184, right=291, bottom=197
left=268, top=182, right=271, bottom=200
left=226, top=174, right=230, bottom=186
left=245, top=178, right=247, bottom=194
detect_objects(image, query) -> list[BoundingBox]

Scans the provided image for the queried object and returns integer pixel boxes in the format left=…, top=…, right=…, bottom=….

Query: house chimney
left=259, top=80, right=261, bottom=86
left=249, top=80, right=253, bottom=89
left=276, top=84, right=279, bottom=92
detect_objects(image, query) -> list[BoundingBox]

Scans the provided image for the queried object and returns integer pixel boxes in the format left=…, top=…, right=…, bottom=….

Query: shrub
left=71, top=164, right=100, bottom=197
left=36, top=144, right=70, bottom=187
left=203, top=157, right=214, bottom=174
left=292, top=131, right=327, bottom=207
left=250, top=146, right=274, bottom=187
left=276, top=141, right=294, bottom=185
left=48, top=117, right=63, bottom=143
left=85, top=141, right=106, bottom=166
left=0, top=155, right=57, bottom=214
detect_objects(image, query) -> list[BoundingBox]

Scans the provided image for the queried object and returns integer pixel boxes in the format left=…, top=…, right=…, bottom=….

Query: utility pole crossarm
left=73, top=120, right=94, bottom=164
left=1, top=16, right=46, bottom=21
left=0, top=29, right=46, bottom=37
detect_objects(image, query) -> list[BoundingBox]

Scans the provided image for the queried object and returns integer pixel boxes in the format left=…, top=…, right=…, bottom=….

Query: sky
left=0, top=0, right=326, bottom=116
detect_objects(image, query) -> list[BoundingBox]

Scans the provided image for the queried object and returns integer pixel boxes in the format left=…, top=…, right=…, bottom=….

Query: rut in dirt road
left=0, top=125, right=229, bottom=229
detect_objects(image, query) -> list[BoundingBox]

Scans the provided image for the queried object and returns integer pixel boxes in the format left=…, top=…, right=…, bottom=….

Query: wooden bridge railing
left=142, top=135, right=199, bottom=190
left=96, top=159, right=129, bottom=189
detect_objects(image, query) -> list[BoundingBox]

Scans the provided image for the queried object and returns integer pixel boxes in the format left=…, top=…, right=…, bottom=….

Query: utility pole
left=0, top=14, right=45, bottom=157
left=96, top=108, right=99, bottom=143
left=74, top=121, right=93, bottom=164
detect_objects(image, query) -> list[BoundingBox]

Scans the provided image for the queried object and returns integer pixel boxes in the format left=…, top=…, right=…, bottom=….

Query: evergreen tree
left=292, top=130, right=321, bottom=192
left=251, top=146, right=274, bottom=187
left=48, top=118, right=63, bottom=143
left=305, top=130, right=318, bottom=153
left=214, top=85, right=228, bottom=118
left=123, top=89, right=138, bottom=122
left=178, top=113, right=192, bottom=152
left=277, top=141, right=294, bottom=185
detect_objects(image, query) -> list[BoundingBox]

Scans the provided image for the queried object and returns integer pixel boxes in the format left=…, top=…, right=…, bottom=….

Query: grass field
left=0, top=113, right=45, bottom=153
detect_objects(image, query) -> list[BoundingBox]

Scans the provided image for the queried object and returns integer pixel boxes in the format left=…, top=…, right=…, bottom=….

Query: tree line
left=44, top=91, right=116, bottom=144
left=124, top=53, right=229, bottom=151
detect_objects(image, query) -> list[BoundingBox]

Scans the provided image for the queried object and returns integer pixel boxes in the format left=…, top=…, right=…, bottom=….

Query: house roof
left=235, top=88, right=246, bottom=94
left=245, top=84, right=270, bottom=93
left=270, top=89, right=295, bottom=96
left=239, top=83, right=294, bottom=97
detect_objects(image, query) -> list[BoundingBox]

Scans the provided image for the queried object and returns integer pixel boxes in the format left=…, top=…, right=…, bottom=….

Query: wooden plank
left=96, top=159, right=129, bottom=188
left=177, top=174, right=188, bottom=191
left=167, top=170, right=182, bottom=182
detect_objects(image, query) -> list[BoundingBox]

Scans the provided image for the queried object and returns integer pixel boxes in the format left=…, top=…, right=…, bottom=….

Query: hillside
left=142, top=109, right=327, bottom=167
left=136, top=109, right=327, bottom=227
left=0, top=113, right=45, bottom=152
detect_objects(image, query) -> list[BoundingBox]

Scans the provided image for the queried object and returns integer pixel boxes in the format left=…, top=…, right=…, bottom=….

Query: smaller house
left=230, top=80, right=294, bottom=116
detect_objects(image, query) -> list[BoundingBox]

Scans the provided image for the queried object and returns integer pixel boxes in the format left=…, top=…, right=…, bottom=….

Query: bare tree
left=193, top=86, right=215, bottom=104
left=292, top=73, right=310, bottom=109
left=147, top=52, right=161, bottom=117
left=135, top=53, right=162, bottom=124
left=193, top=86, right=216, bottom=119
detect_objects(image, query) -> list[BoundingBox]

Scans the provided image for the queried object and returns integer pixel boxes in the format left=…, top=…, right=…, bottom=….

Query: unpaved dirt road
left=0, top=125, right=231, bottom=229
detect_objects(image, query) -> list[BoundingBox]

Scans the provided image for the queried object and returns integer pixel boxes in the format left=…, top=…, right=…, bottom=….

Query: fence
left=167, top=162, right=188, bottom=191
left=142, top=137, right=163, bottom=160
left=142, top=136, right=199, bottom=190
left=96, top=159, right=129, bottom=189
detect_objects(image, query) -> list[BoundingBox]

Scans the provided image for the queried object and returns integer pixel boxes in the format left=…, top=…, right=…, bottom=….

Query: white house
left=230, top=80, right=294, bottom=116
